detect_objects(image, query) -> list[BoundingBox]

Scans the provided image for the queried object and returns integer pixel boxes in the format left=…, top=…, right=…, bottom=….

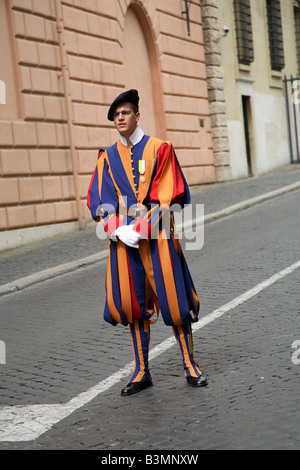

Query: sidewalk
left=1, top=163, right=300, bottom=295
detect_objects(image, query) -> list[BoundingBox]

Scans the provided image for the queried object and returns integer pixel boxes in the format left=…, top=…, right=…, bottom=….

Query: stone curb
left=199, top=180, right=300, bottom=225
left=1, top=180, right=300, bottom=298
left=0, top=250, right=108, bottom=298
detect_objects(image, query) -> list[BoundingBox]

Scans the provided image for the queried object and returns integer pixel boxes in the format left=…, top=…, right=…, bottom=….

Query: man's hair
left=129, top=103, right=139, bottom=114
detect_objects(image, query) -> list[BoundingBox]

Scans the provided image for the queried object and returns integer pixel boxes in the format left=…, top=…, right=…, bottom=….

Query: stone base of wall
left=0, top=220, right=81, bottom=253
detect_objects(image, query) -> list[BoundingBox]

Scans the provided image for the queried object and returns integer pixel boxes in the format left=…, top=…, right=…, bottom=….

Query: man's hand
left=111, top=224, right=146, bottom=249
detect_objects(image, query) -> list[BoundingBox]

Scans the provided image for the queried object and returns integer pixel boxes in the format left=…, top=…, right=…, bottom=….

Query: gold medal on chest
left=139, top=160, right=146, bottom=183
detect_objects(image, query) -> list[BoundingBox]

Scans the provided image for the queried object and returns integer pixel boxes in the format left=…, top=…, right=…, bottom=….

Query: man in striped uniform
left=88, top=89, right=207, bottom=395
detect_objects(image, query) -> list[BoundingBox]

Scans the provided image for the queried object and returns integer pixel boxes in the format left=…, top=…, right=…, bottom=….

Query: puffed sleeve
left=87, top=149, right=124, bottom=238
left=132, top=141, right=190, bottom=238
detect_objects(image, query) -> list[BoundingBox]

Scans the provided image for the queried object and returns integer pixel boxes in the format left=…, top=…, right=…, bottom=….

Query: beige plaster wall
left=218, top=0, right=299, bottom=179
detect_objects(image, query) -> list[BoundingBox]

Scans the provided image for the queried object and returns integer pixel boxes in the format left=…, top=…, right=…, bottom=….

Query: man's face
left=113, top=102, right=140, bottom=139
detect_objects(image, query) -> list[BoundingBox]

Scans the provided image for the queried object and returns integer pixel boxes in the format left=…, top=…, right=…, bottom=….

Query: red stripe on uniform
left=126, top=250, right=143, bottom=320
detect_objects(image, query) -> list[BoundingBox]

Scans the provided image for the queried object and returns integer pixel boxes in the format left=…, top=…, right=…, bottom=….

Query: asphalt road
left=0, top=188, right=300, bottom=451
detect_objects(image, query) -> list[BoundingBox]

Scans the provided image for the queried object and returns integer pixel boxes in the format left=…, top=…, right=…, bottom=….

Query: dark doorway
left=242, top=95, right=253, bottom=176
left=283, top=76, right=300, bottom=164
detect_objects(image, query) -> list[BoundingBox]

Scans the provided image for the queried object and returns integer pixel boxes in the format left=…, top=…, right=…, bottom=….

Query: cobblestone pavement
left=1, top=163, right=300, bottom=286
left=0, top=164, right=300, bottom=451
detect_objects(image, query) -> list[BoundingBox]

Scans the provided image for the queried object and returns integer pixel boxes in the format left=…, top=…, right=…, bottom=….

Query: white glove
left=111, top=225, right=146, bottom=249
left=110, top=227, right=120, bottom=242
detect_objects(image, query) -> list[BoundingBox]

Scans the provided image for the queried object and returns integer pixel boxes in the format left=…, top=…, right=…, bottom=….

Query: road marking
left=1, top=259, right=300, bottom=442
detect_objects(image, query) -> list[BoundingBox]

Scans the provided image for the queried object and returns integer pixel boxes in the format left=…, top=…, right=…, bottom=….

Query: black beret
left=107, top=89, right=139, bottom=121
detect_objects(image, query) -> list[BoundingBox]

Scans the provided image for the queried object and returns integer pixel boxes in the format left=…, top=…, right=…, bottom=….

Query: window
left=295, top=0, right=300, bottom=74
left=233, top=0, right=254, bottom=65
left=266, top=0, right=285, bottom=71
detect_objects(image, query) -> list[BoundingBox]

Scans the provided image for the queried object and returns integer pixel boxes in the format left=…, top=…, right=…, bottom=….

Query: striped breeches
left=127, top=319, right=202, bottom=384
left=172, top=322, right=203, bottom=378
left=128, top=318, right=152, bottom=383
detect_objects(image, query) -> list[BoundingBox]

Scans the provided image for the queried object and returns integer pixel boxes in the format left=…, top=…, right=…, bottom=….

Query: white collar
left=119, top=125, right=144, bottom=147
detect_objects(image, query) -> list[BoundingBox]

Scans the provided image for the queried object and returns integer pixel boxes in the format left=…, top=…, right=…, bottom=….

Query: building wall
left=0, top=0, right=215, bottom=250
left=217, top=0, right=299, bottom=179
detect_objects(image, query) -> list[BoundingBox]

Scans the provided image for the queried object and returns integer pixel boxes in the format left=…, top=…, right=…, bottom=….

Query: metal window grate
left=266, top=0, right=285, bottom=71
left=233, top=0, right=254, bottom=65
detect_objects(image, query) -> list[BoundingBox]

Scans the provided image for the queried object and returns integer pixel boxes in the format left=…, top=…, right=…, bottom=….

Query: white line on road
left=1, top=259, right=300, bottom=442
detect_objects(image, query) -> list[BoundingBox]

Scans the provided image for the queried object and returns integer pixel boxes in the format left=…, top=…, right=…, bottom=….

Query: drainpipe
left=54, top=0, right=83, bottom=229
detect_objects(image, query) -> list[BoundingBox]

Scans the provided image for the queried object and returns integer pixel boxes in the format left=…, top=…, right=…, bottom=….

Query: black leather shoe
left=186, top=375, right=208, bottom=387
left=121, top=381, right=153, bottom=396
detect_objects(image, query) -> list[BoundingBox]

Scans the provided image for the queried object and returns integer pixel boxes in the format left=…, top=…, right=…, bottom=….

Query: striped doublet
left=87, top=135, right=200, bottom=328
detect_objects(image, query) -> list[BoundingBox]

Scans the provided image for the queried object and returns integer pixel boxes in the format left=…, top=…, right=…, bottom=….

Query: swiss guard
left=87, top=89, right=208, bottom=395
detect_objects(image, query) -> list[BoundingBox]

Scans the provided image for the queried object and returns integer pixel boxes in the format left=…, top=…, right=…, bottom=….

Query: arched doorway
left=123, top=3, right=166, bottom=139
